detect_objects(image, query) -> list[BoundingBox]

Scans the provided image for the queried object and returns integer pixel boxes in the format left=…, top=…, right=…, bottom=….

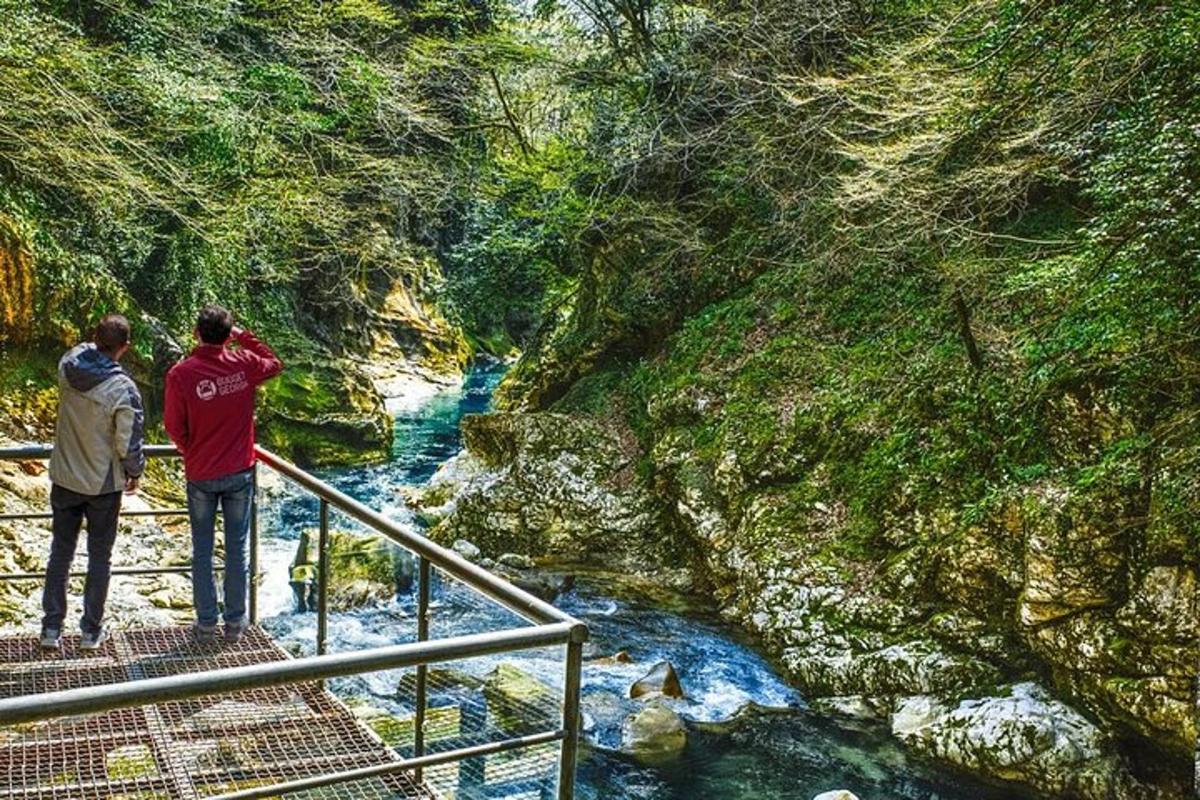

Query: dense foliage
left=2, top=0, right=1194, bottom=563
left=0, top=0, right=502, bottom=361
left=0, top=0, right=1195, bottom=779
left=470, top=0, right=1199, bottom=555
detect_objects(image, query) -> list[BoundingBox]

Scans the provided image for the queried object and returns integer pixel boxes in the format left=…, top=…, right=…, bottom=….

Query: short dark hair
left=196, top=304, right=233, bottom=344
left=94, top=314, right=131, bottom=354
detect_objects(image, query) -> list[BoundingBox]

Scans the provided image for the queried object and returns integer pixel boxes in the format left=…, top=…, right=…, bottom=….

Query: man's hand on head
left=124, top=476, right=139, bottom=495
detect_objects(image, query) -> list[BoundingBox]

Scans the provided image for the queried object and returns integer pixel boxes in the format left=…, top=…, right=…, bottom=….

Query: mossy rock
left=483, top=663, right=557, bottom=736
left=293, top=529, right=406, bottom=610
left=258, top=361, right=392, bottom=467
left=620, top=701, right=687, bottom=763
left=362, top=705, right=462, bottom=747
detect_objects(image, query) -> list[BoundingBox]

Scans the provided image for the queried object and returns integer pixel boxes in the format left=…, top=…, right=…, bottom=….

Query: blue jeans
left=187, top=468, right=253, bottom=627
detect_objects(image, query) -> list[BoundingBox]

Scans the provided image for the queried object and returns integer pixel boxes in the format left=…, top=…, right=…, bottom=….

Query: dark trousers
left=41, top=484, right=121, bottom=635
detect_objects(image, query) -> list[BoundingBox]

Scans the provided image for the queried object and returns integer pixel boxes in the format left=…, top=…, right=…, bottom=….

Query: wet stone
left=630, top=660, right=684, bottom=700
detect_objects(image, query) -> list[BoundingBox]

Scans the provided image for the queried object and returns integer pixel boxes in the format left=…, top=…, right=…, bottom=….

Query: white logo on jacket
left=196, top=380, right=217, bottom=400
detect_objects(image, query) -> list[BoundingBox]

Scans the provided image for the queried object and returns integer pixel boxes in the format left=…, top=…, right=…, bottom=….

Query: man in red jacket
left=164, top=305, right=283, bottom=644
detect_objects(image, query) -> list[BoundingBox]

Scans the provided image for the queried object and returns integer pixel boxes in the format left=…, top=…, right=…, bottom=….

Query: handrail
left=0, top=443, right=584, bottom=634
left=0, top=441, right=587, bottom=800
left=254, top=446, right=583, bottom=633
left=0, top=444, right=180, bottom=459
left=0, top=622, right=574, bottom=725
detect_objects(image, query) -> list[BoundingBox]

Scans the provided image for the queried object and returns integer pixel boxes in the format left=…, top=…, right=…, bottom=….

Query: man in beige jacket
left=42, top=314, right=145, bottom=650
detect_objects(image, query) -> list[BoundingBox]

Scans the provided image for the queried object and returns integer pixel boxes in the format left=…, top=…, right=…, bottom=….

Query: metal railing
left=0, top=443, right=587, bottom=800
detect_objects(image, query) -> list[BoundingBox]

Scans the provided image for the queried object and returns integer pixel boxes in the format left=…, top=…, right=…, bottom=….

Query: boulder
left=812, top=792, right=860, bottom=800
left=630, top=661, right=684, bottom=700
left=497, top=552, right=534, bottom=570
left=483, top=664, right=556, bottom=735
left=783, top=639, right=1000, bottom=699
left=452, top=539, right=481, bottom=561
left=620, top=701, right=687, bottom=762
left=590, top=650, right=633, bottom=665
left=509, top=572, right=575, bottom=602
left=292, top=530, right=402, bottom=610
left=430, top=412, right=661, bottom=561
left=892, top=683, right=1148, bottom=800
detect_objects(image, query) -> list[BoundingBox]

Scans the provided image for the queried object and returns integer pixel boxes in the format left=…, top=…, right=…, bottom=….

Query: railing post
left=317, top=499, right=329, bottom=657
left=556, top=637, right=584, bottom=800
left=249, top=463, right=259, bottom=625
left=414, top=556, right=430, bottom=779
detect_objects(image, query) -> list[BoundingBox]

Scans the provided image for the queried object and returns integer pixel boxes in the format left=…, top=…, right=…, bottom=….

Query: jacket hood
left=62, top=343, right=125, bottom=392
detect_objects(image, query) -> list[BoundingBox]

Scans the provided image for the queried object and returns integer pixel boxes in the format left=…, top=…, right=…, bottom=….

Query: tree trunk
left=952, top=288, right=984, bottom=371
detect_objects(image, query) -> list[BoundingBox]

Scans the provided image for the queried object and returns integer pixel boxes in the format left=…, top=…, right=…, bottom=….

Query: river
left=252, top=364, right=1011, bottom=800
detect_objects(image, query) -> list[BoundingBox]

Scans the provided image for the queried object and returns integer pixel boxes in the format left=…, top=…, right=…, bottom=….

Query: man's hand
left=124, top=476, right=139, bottom=495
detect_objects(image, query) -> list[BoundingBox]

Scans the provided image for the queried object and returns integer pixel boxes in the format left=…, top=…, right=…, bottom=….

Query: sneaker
left=192, top=622, right=218, bottom=645
left=79, top=627, right=109, bottom=651
left=223, top=620, right=248, bottom=645
left=39, top=628, right=61, bottom=650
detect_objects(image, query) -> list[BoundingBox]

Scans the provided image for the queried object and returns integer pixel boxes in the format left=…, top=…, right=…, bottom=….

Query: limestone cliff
left=414, top=400, right=1196, bottom=799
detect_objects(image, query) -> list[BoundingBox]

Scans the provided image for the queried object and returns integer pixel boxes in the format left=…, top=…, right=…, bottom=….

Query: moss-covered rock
left=482, top=663, right=557, bottom=736
left=291, top=529, right=405, bottom=610
left=892, top=684, right=1153, bottom=800
left=619, top=701, right=687, bottom=763
left=1018, top=485, right=1128, bottom=626
left=258, top=361, right=393, bottom=466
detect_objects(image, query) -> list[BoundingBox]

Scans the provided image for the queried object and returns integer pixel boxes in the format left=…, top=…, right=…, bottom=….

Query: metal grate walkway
left=0, top=625, right=436, bottom=799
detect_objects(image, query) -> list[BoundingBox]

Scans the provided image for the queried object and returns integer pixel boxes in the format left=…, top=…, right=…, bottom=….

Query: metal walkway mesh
left=0, top=626, right=564, bottom=800
left=0, top=626, right=435, bottom=799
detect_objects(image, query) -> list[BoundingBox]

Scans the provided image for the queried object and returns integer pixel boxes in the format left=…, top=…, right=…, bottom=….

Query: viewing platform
left=0, top=445, right=586, bottom=800
left=0, top=625, right=434, bottom=799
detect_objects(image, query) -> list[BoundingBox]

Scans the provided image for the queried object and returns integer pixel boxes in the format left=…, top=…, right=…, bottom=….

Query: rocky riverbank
left=410, top=410, right=1196, bottom=799
left=0, top=450, right=194, bottom=634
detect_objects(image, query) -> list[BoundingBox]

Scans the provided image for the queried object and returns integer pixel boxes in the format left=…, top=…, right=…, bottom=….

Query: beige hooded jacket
left=47, top=343, right=146, bottom=496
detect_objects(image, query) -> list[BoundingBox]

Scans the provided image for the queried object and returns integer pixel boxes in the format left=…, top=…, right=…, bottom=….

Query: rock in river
left=497, top=552, right=535, bottom=569
left=630, top=661, right=684, bottom=700
left=891, top=683, right=1148, bottom=800
left=620, top=701, right=687, bottom=762
left=453, top=539, right=482, bottom=561
left=483, top=663, right=556, bottom=735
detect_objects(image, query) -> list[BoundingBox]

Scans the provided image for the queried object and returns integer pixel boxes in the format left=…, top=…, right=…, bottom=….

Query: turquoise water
left=256, top=364, right=1012, bottom=800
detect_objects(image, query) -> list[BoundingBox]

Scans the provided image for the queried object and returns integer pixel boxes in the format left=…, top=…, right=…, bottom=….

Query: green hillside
left=0, top=1, right=1196, bottom=796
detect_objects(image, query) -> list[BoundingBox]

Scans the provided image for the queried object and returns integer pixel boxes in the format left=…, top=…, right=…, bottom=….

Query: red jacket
left=164, top=329, right=283, bottom=481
